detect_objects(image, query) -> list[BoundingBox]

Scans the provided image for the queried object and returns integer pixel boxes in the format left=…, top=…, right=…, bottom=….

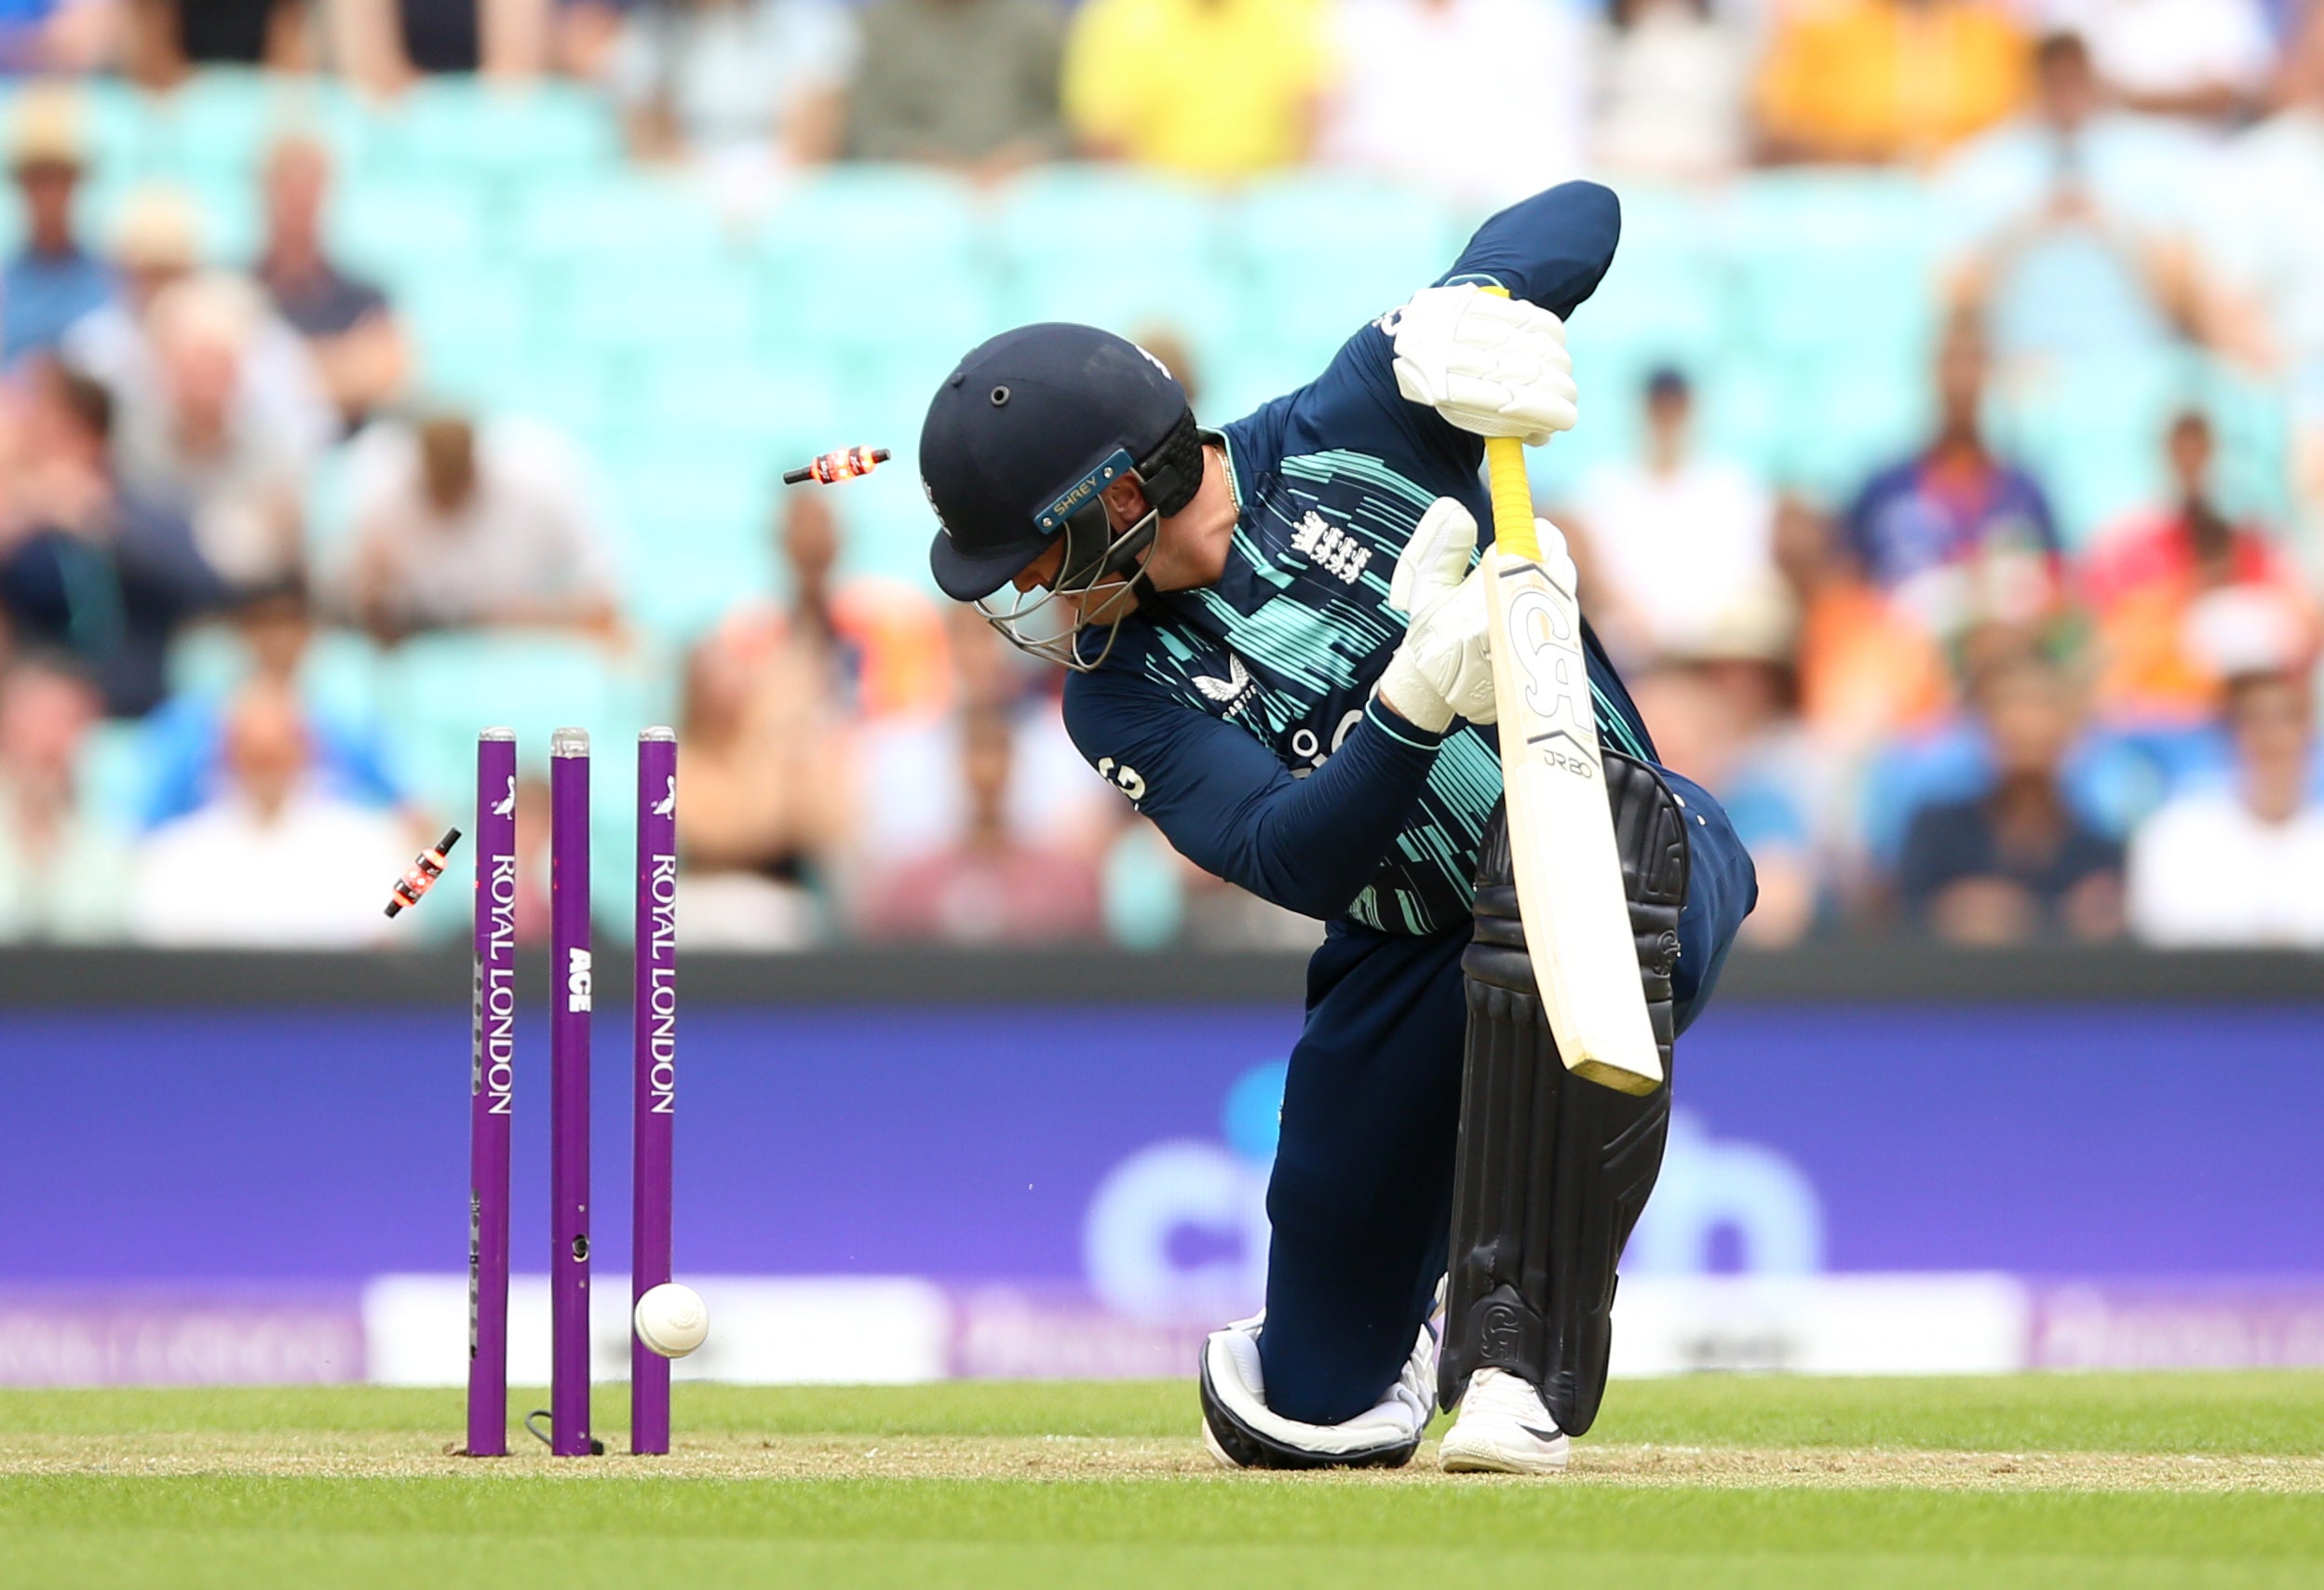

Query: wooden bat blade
left=1481, top=544, right=1663, bottom=1096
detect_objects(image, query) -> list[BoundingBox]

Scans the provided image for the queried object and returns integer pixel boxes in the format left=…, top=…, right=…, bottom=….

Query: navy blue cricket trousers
left=1255, top=768, right=1758, bottom=1426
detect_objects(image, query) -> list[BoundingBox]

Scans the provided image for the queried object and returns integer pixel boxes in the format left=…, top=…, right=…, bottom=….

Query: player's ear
left=1101, top=475, right=1150, bottom=531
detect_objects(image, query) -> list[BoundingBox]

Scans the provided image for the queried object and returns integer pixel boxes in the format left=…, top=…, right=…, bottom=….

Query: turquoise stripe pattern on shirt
left=1128, top=444, right=1642, bottom=936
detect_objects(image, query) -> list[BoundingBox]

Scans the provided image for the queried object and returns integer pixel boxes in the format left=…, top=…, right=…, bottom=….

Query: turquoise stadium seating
left=379, top=632, right=662, bottom=935
left=992, top=168, right=1226, bottom=359
left=327, top=176, right=489, bottom=283
left=400, top=264, right=533, bottom=403
left=511, top=171, right=729, bottom=264
left=74, top=718, right=155, bottom=834
left=358, top=80, right=618, bottom=186
left=1233, top=174, right=1458, bottom=374
left=550, top=255, right=764, bottom=359
left=484, top=350, right=625, bottom=450
left=628, top=360, right=836, bottom=458
left=1991, top=349, right=2191, bottom=542
left=163, top=623, right=385, bottom=734
left=4, top=71, right=2301, bottom=863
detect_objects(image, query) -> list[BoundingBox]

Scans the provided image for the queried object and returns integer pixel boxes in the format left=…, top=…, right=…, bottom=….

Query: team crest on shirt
left=1289, top=511, right=1373, bottom=585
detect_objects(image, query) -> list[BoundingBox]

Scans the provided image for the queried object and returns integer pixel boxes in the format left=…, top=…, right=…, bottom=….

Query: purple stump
left=466, top=729, right=518, bottom=1458
left=548, top=727, right=594, bottom=1457
left=631, top=727, right=678, bottom=1455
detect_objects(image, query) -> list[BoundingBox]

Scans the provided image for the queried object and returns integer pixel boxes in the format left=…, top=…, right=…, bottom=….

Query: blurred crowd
left=0, top=0, right=2321, bottom=950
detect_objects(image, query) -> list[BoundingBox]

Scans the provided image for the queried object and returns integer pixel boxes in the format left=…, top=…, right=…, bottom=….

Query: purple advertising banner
left=3, top=1002, right=2321, bottom=1290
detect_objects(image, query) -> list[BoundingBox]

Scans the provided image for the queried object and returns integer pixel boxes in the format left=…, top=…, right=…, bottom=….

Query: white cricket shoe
left=1438, top=1368, right=1571, bottom=1474
left=1198, top=1312, right=1433, bottom=1471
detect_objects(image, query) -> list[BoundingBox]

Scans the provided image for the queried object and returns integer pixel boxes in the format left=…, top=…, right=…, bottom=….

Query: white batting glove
left=1389, top=284, right=1577, bottom=447
left=1529, top=513, right=1581, bottom=598
left=1380, top=497, right=1497, bottom=733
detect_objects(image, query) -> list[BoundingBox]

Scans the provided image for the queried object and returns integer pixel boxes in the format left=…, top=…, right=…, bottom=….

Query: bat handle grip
left=1478, top=287, right=1543, bottom=563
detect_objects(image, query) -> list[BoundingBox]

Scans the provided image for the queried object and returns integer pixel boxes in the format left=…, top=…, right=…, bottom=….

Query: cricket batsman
left=918, top=182, right=1758, bottom=1473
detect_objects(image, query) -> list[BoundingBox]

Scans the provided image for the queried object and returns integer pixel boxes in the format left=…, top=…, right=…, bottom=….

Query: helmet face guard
left=977, top=411, right=1202, bottom=673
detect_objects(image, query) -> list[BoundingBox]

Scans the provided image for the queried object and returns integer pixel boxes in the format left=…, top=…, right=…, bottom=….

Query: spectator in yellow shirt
left=1756, top=0, right=2031, bottom=166
left=1063, top=0, right=1329, bottom=179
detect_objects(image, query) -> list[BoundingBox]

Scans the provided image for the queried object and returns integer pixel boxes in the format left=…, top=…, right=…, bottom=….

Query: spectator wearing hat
left=1564, top=366, right=1778, bottom=670
left=2128, top=670, right=2324, bottom=946
left=856, top=601, right=1114, bottom=874
left=253, top=133, right=411, bottom=433
left=62, top=185, right=337, bottom=536
left=99, top=274, right=315, bottom=591
left=2, top=86, right=115, bottom=368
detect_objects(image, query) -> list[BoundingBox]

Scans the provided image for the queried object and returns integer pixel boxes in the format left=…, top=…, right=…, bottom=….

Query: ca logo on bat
left=1504, top=580, right=1598, bottom=782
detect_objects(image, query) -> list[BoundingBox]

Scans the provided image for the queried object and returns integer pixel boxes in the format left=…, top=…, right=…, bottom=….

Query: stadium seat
left=1234, top=174, right=1459, bottom=370
left=484, top=352, right=626, bottom=453
left=329, top=178, right=488, bottom=284
left=511, top=172, right=730, bottom=266
left=1991, top=350, right=2189, bottom=544
left=611, top=451, right=768, bottom=541
left=1725, top=173, right=1942, bottom=370
left=547, top=257, right=764, bottom=360
left=1573, top=251, right=1730, bottom=383
left=74, top=718, right=153, bottom=834
left=2194, top=358, right=2296, bottom=526
left=762, top=169, right=993, bottom=361
left=625, top=527, right=780, bottom=644
left=129, top=70, right=278, bottom=181
left=1693, top=362, right=1790, bottom=483
left=628, top=358, right=838, bottom=460
left=358, top=79, right=619, bottom=186
left=1776, top=352, right=1933, bottom=501
left=399, top=266, right=534, bottom=405
left=161, top=620, right=384, bottom=731
left=988, top=168, right=1228, bottom=356
left=762, top=166, right=979, bottom=274
left=604, top=446, right=773, bottom=633
left=377, top=631, right=635, bottom=799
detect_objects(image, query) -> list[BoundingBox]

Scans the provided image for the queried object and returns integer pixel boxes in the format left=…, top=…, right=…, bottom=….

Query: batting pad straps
left=1439, top=766, right=1692, bottom=1435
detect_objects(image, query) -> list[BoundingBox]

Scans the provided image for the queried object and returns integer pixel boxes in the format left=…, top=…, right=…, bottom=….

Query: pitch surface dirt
left=6, top=1428, right=2322, bottom=1492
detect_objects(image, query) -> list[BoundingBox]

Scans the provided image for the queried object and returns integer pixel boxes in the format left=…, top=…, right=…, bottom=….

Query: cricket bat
left=1477, top=290, right=1663, bottom=1096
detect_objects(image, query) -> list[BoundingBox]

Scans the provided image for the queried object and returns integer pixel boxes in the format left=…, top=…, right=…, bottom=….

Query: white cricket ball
left=633, top=1282, right=709, bottom=1358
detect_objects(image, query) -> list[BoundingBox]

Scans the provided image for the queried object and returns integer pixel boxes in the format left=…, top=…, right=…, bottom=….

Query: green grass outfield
left=5, top=1375, right=2322, bottom=1588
